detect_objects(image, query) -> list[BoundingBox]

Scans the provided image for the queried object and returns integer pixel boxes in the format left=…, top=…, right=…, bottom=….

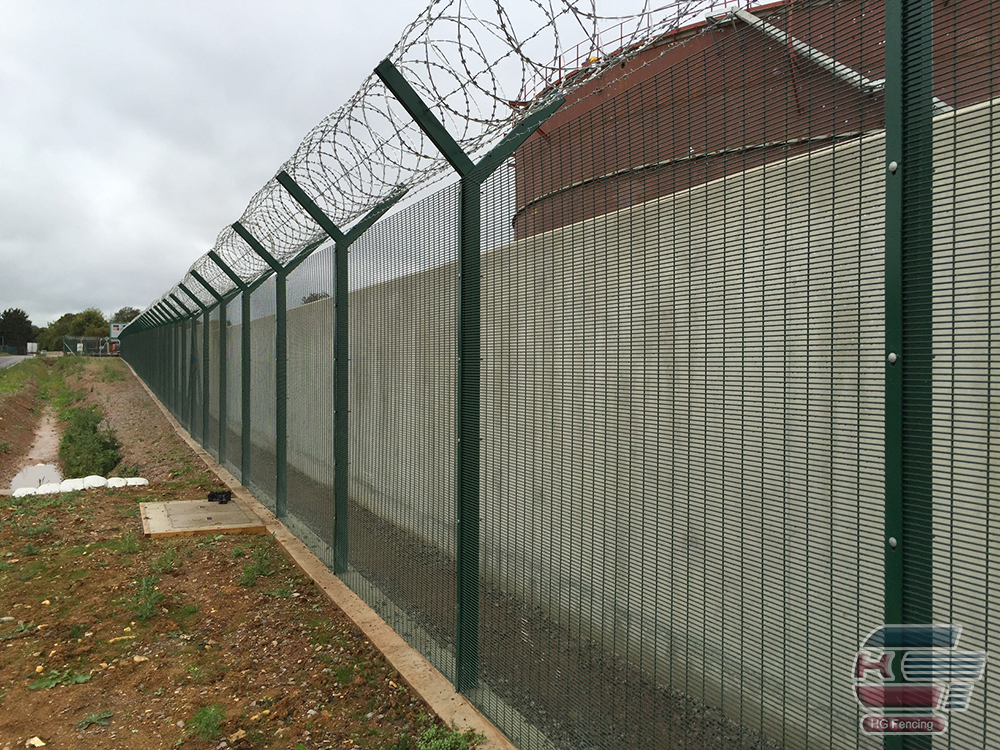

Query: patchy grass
left=416, top=723, right=486, bottom=750
left=59, top=404, right=122, bottom=477
left=238, top=546, right=275, bottom=586
left=98, top=361, right=127, bottom=382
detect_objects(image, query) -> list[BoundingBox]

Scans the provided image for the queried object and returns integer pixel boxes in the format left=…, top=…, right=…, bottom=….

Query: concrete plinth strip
left=127, top=364, right=515, bottom=750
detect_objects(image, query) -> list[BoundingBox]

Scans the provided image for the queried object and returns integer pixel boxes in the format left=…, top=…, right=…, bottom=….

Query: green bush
left=59, top=406, right=121, bottom=477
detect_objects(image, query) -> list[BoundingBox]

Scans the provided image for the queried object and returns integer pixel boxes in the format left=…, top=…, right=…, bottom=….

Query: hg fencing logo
left=854, top=624, right=987, bottom=735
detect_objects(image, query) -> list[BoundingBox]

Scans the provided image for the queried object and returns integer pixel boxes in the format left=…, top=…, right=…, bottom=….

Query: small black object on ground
left=207, top=490, right=232, bottom=504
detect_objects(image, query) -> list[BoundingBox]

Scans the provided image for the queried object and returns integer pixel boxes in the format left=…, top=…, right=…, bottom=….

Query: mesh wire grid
left=190, top=315, right=204, bottom=445
left=914, top=0, right=999, bottom=747
left=284, top=248, right=337, bottom=566
left=477, top=2, right=887, bottom=747
left=343, top=180, right=460, bottom=683
left=225, top=295, right=243, bottom=479
left=249, top=278, right=278, bottom=509
left=207, top=306, right=221, bottom=461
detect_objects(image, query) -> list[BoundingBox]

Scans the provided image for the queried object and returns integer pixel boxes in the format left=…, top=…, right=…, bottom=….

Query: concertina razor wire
left=132, top=0, right=738, bottom=321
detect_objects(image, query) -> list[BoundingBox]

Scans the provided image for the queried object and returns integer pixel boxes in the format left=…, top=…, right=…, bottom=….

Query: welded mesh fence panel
left=207, top=307, right=220, bottom=459
left=249, top=278, right=278, bottom=510
left=190, top=316, right=204, bottom=444
left=286, top=249, right=336, bottom=563
left=118, top=1, right=1000, bottom=747
left=225, top=296, right=243, bottom=478
left=345, top=182, right=460, bottom=682
left=477, top=4, right=887, bottom=748
left=918, top=1, right=999, bottom=747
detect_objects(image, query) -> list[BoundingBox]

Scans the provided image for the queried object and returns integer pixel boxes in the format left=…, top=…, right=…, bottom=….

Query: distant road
left=0, top=355, right=31, bottom=370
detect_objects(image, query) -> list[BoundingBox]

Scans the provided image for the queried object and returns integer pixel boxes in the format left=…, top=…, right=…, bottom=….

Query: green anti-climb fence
left=121, top=1, right=1000, bottom=748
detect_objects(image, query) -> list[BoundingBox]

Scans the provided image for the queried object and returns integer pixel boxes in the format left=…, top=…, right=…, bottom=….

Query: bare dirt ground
left=0, top=387, right=44, bottom=488
left=0, top=358, right=450, bottom=750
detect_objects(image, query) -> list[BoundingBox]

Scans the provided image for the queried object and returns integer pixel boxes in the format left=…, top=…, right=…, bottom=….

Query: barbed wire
left=144, top=0, right=741, bottom=320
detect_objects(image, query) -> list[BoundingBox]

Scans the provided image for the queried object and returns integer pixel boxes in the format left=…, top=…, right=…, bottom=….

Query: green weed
left=18, top=541, right=41, bottom=556
left=186, top=704, right=225, bottom=740
left=132, top=576, right=163, bottom=620
left=0, top=621, right=32, bottom=641
left=150, top=546, right=178, bottom=574
left=75, top=709, right=113, bottom=729
left=28, top=669, right=91, bottom=690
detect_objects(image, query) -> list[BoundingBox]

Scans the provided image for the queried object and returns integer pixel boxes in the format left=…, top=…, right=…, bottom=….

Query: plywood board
left=140, top=500, right=266, bottom=538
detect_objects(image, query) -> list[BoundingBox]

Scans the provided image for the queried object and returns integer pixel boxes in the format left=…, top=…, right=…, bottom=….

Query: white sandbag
left=125, top=477, right=149, bottom=486
left=83, top=475, right=108, bottom=489
left=36, top=483, right=61, bottom=495
left=106, top=477, right=128, bottom=488
left=60, top=478, right=86, bottom=492
left=12, top=487, right=37, bottom=498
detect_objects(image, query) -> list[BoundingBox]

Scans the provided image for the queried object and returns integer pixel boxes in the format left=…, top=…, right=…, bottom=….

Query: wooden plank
left=140, top=503, right=170, bottom=537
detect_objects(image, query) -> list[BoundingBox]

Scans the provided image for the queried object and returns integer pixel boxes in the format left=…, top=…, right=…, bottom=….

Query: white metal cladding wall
left=928, top=97, right=1000, bottom=748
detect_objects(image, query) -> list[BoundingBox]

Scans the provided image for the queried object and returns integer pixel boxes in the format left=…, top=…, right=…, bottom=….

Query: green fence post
left=276, top=170, right=406, bottom=575
left=242, top=288, right=250, bottom=486
left=191, top=269, right=226, bottom=461
left=208, top=251, right=252, bottom=485
left=884, top=1, right=936, bottom=748
left=232, top=222, right=287, bottom=518
left=376, top=58, right=563, bottom=692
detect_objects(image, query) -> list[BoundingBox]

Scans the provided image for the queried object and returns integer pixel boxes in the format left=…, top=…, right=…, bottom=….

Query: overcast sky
left=0, top=0, right=427, bottom=328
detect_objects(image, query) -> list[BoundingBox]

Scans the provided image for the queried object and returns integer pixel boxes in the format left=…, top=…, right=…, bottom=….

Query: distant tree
left=37, top=309, right=109, bottom=351
left=38, top=313, right=76, bottom=352
left=301, top=292, right=330, bottom=305
left=0, top=308, right=34, bottom=353
left=111, top=306, right=141, bottom=323
left=69, top=308, right=108, bottom=337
